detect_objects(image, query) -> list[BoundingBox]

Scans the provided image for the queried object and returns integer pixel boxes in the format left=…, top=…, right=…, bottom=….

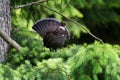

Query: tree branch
left=11, top=0, right=103, bottom=43
left=39, top=5, right=104, bottom=43
left=11, top=0, right=48, bottom=9
left=0, top=29, right=22, bottom=51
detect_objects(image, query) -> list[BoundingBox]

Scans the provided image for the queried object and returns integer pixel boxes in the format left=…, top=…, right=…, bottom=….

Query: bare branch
left=39, top=5, right=104, bottom=43
left=11, top=0, right=48, bottom=9
left=0, top=29, right=22, bottom=51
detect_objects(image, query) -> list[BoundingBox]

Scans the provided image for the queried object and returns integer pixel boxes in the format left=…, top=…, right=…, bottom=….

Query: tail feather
left=41, top=20, right=48, bottom=34
left=33, top=23, right=43, bottom=36
left=32, top=18, right=60, bottom=37
left=38, top=21, right=46, bottom=36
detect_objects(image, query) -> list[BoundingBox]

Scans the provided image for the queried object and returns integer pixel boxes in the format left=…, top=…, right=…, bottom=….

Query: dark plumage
left=32, top=18, right=70, bottom=50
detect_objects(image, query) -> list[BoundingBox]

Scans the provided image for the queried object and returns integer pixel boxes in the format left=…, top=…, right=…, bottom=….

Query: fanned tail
left=32, top=18, right=60, bottom=37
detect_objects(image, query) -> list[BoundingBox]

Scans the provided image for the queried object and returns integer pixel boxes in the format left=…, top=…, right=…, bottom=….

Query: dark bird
left=32, top=18, right=70, bottom=51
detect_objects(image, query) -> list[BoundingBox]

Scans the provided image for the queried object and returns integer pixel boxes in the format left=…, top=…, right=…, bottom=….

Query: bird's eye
left=66, top=35, right=70, bottom=39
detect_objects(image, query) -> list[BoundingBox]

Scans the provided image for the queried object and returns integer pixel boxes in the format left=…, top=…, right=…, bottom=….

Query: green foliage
left=68, top=42, right=120, bottom=80
left=6, top=30, right=46, bottom=66
left=4, top=33, right=120, bottom=80
left=3, top=0, right=120, bottom=80
left=11, top=0, right=85, bottom=38
left=0, top=59, right=67, bottom=80
left=35, top=58, right=67, bottom=80
left=0, top=64, right=20, bottom=80
left=11, top=0, right=120, bottom=41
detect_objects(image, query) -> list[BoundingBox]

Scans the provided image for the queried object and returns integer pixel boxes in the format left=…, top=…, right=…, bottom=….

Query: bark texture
left=0, top=0, right=11, bottom=62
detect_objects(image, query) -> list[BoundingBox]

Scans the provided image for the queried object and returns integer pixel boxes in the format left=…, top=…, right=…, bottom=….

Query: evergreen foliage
left=2, top=37, right=120, bottom=80
left=1, top=0, right=120, bottom=79
left=69, top=42, right=120, bottom=80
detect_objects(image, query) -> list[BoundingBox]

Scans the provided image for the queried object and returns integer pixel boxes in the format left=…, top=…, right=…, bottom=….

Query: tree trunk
left=0, top=0, right=11, bottom=62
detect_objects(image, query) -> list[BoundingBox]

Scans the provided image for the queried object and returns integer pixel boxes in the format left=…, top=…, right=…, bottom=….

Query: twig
left=0, top=29, right=22, bottom=51
left=11, top=0, right=48, bottom=9
left=39, top=5, right=104, bottom=43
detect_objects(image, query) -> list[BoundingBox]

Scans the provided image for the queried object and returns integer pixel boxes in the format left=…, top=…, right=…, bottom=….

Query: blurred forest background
left=0, top=0, right=120, bottom=80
